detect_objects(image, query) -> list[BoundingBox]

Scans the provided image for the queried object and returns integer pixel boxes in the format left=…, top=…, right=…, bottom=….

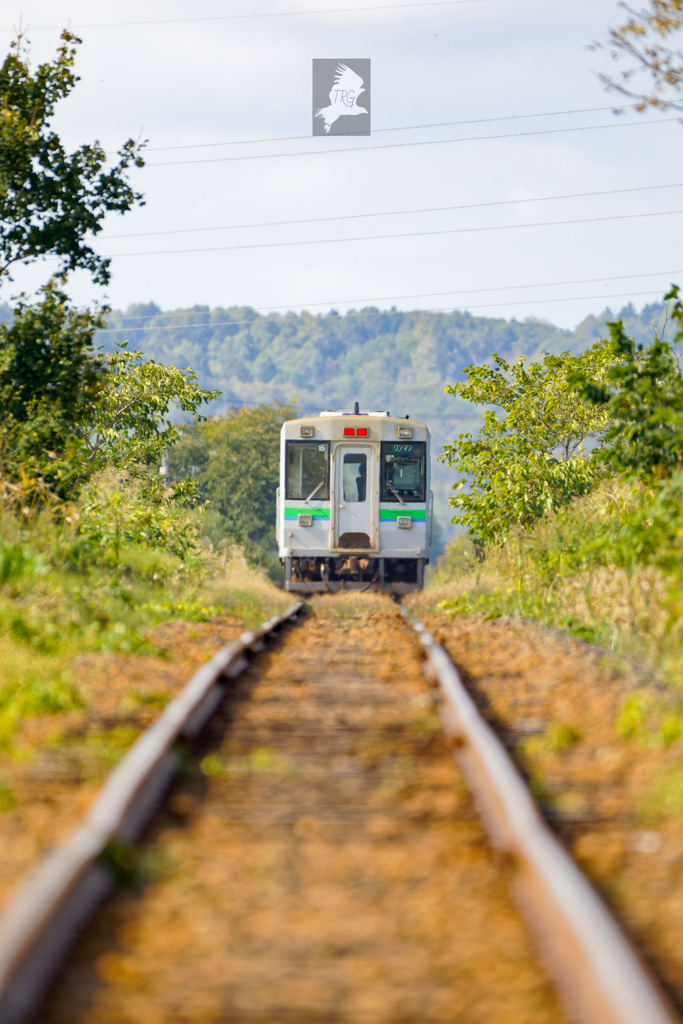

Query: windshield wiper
left=305, top=480, right=324, bottom=504
left=388, top=483, right=406, bottom=506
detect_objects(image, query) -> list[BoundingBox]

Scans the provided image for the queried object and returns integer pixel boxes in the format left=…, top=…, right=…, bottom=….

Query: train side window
left=285, top=441, right=330, bottom=500
left=343, top=453, right=367, bottom=503
left=380, top=441, right=426, bottom=503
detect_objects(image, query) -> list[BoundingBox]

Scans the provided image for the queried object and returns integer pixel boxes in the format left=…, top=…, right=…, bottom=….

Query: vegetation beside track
left=0, top=476, right=289, bottom=907
left=411, top=285, right=683, bottom=825
left=0, top=483, right=289, bottom=804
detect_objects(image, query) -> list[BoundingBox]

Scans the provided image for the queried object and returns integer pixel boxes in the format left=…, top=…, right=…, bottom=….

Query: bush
left=75, top=468, right=203, bottom=562
left=441, top=342, right=614, bottom=546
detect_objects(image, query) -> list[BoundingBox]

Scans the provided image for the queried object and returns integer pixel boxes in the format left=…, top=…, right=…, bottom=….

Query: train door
left=336, top=445, right=373, bottom=548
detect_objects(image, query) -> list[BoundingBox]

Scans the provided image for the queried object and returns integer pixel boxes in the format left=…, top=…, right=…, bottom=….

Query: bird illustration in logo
left=315, top=62, right=367, bottom=134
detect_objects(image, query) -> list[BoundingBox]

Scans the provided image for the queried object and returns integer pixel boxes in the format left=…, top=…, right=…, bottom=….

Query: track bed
left=34, top=598, right=565, bottom=1024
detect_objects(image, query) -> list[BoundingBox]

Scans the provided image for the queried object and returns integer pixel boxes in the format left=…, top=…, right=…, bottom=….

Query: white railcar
left=278, top=404, right=431, bottom=593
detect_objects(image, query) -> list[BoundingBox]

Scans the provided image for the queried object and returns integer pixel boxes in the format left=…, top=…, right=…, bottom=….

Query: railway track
left=0, top=596, right=677, bottom=1024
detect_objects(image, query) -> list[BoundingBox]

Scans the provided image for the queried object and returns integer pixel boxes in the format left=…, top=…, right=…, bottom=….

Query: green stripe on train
left=284, top=506, right=331, bottom=519
left=284, top=507, right=425, bottom=521
left=379, top=509, right=426, bottom=521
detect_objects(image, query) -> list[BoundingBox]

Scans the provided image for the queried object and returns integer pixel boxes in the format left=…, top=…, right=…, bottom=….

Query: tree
left=0, top=30, right=144, bottom=286
left=81, top=344, right=219, bottom=471
left=598, top=1, right=683, bottom=111
left=0, top=28, right=149, bottom=489
left=169, top=402, right=297, bottom=562
left=0, top=277, right=105, bottom=481
left=0, top=288, right=219, bottom=494
left=577, top=285, right=683, bottom=479
left=441, top=342, right=614, bottom=546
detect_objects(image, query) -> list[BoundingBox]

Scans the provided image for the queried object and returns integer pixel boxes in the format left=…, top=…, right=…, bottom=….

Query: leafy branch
left=81, top=344, right=220, bottom=470
left=0, top=30, right=145, bottom=287
left=576, top=285, right=683, bottom=479
left=596, top=0, right=683, bottom=111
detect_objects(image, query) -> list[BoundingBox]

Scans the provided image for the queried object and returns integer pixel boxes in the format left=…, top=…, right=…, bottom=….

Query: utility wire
left=98, top=288, right=674, bottom=334
left=148, top=116, right=681, bottom=166
left=145, top=105, right=635, bottom=152
left=102, top=181, right=683, bottom=240
left=97, top=207, right=683, bottom=258
left=213, top=397, right=472, bottom=420
left=106, top=269, right=683, bottom=323
left=0, top=0, right=497, bottom=32
left=211, top=396, right=468, bottom=418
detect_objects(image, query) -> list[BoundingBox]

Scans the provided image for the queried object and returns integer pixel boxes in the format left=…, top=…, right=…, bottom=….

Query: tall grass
left=413, top=478, right=683, bottom=683
left=409, top=481, right=683, bottom=824
left=0, top=472, right=288, bottom=767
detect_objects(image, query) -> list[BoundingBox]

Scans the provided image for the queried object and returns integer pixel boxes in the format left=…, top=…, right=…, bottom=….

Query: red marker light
left=357, top=427, right=368, bottom=436
left=344, top=427, right=355, bottom=436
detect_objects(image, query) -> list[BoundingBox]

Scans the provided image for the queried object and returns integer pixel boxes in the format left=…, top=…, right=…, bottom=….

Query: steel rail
left=0, top=601, right=303, bottom=1024
left=406, top=612, right=680, bottom=1024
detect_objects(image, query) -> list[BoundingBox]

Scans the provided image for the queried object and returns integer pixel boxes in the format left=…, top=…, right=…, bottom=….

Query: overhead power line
left=97, top=207, right=683, bottom=258
left=98, top=287, right=676, bottom=334
left=0, top=0, right=497, bottom=32
left=148, top=116, right=681, bottom=166
left=107, top=270, right=683, bottom=323
left=212, top=397, right=472, bottom=420
left=213, top=398, right=472, bottom=420
left=145, top=105, right=635, bottom=152
left=102, top=181, right=683, bottom=240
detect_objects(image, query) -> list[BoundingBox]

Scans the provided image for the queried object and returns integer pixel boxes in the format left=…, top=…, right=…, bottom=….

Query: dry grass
left=199, top=547, right=292, bottom=626
left=407, top=573, right=494, bottom=621
left=0, top=538, right=290, bottom=783
left=416, top=563, right=678, bottom=664
left=310, top=591, right=400, bottom=619
left=414, top=482, right=683, bottom=687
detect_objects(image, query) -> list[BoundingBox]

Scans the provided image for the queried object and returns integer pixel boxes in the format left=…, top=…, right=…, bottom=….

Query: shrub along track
left=33, top=597, right=567, bottom=1024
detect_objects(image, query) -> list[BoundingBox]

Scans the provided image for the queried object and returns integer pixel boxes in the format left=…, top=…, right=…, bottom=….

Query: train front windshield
left=286, top=441, right=330, bottom=500
left=380, top=442, right=426, bottom=502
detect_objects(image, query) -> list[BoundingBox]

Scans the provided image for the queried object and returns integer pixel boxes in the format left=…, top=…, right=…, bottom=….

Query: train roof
left=281, top=407, right=429, bottom=441
left=283, top=407, right=428, bottom=428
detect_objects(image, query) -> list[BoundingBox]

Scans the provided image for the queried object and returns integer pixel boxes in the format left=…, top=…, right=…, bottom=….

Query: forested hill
left=0, top=296, right=670, bottom=420
left=97, top=300, right=671, bottom=421
left=98, top=304, right=571, bottom=420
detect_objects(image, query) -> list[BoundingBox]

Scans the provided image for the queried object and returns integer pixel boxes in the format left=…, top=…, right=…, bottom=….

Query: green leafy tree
left=441, top=343, right=614, bottom=546
left=0, top=28, right=149, bottom=490
left=0, top=278, right=105, bottom=483
left=0, top=293, right=219, bottom=495
left=578, top=285, right=683, bottom=479
left=169, top=402, right=297, bottom=562
left=0, top=30, right=144, bottom=286
left=598, top=0, right=683, bottom=111
left=81, top=344, right=219, bottom=470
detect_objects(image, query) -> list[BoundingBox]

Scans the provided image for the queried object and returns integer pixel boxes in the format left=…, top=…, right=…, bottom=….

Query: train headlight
left=300, top=425, right=314, bottom=438
left=397, top=516, right=412, bottom=529
left=398, top=426, right=413, bottom=439
left=298, top=513, right=313, bottom=527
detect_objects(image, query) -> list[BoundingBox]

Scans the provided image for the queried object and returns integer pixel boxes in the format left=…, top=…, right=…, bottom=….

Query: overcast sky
left=2, top=0, right=682, bottom=329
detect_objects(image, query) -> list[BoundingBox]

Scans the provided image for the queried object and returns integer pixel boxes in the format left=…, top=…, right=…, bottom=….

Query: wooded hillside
left=95, top=300, right=674, bottom=417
